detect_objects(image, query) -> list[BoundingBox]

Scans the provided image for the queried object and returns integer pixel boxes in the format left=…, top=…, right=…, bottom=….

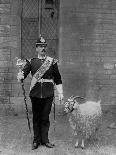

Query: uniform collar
left=38, top=55, right=47, bottom=60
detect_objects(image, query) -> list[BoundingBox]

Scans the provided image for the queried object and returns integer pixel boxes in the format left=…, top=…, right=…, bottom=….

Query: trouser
left=30, top=96, right=53, bottom=143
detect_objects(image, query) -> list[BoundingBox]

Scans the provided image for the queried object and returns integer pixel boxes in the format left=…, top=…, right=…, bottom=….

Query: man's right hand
left=17, top=71, right=24, bottom=82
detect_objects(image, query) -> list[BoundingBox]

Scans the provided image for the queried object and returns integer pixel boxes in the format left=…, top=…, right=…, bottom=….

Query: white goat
left=64, top=96, right=102, bottom=149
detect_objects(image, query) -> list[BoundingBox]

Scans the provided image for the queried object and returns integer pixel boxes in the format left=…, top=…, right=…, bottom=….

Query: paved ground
left=0, top=105, right=116, bottom=155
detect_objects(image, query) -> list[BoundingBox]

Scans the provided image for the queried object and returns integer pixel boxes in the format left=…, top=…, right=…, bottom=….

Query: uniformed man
left=17, top=36, right=64, bottom=150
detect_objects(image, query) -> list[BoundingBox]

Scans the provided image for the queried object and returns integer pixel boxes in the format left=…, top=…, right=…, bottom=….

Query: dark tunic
left=22, top=57, right=62, bottom=98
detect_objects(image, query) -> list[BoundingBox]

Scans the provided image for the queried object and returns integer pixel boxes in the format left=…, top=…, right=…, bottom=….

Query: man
left=17, top=36, right=63, bottom=150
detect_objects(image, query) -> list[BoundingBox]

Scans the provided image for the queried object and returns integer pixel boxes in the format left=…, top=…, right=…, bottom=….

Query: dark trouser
left=30, top=96, right=53, bottom=144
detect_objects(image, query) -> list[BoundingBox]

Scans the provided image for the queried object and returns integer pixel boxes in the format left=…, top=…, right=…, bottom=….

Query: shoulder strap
left=53, top=58, right=58, bottom=65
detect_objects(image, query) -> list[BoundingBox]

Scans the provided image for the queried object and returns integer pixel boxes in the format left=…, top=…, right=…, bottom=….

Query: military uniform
left=17, top=36, right=63, bottom=149
left=22, top=56, right=62, bottom=145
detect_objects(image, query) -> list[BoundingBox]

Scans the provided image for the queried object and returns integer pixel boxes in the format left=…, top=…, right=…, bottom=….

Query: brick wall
left=0, top=0, right=26, bottom=114
left=0, top=0, right=116, bottom=114
left=59, top=0, right=116, bottom=109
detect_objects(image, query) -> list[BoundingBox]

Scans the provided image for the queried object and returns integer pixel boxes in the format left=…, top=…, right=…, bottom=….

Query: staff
left=16, top=58, right=32, bottom=134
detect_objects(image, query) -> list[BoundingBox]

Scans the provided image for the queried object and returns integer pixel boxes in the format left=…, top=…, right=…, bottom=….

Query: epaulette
left=53, top=58, right=58, bottom=65
left=25, top=58, right=31, bottom=62
left=29, top=58, right=36, bottom=61
left=28, top=58, right=37, bottom=63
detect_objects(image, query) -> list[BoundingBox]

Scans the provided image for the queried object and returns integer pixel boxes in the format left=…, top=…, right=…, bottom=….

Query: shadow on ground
left=0, top=105, right=116, bottom=155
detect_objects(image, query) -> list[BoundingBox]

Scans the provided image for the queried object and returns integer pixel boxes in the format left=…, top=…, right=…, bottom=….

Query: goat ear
left=73, top=103, right=78, bottom=109
left=70, top=95, right=74, bottom=99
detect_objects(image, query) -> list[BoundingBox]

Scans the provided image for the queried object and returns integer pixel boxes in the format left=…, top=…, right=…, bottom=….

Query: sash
left=30, top=56, right=53, bottom=91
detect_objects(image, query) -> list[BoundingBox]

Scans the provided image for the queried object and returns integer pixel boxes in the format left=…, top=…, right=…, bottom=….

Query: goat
left=64, top=96, right=102, bottom=149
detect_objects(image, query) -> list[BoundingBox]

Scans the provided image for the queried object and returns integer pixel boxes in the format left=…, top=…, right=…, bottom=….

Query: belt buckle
left=41, top=78, right=43, bottom=83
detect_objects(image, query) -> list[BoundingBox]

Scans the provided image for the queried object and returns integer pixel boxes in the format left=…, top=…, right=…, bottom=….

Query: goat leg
left=81, top=139, right=84, bottom=149
left=75, top=139, right=79, bottom=148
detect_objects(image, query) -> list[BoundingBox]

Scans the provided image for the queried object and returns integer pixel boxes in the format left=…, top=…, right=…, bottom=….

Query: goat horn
left=73, top=96, right=86, bottom=100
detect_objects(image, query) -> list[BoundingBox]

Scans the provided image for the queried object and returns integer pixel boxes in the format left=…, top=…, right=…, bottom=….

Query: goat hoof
left=81, top=146, right=84, bottom=149
left=94, top=138, right=98, bottom=141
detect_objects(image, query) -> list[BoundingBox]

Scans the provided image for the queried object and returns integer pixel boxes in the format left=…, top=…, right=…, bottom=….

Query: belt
left=37, top=78, right=53, bottom=83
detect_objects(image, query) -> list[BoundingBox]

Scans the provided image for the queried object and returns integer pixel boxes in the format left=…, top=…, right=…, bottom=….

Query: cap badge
left=40, top=37, right=45, bottom=43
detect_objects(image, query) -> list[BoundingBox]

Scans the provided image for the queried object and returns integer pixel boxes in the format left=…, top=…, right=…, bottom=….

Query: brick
left=0, top=61, right=12, bottom=67
left=0, top=72, right=13, bottom=80
left=0, top=25, right=10, bottom=35
left=0, top=15, right=20, bottom=25
left=0, top=52, right=10, bottom=60
left=10, top=26, right=18, bottom=35
left=102, top=57, right=116, bottom=63
left=104, top=63, right=114, bottom=69
left=0, top=97, right=9, bottom=104
left=110, top=75, right=116, bottom=80
left=0, top=36, right=17, bottom=43
left=8, top=67, right=18, bottom=73
left=0, top=48, right=11, bottom=61
left=0, top=0, right=10, bottom=3
left=10, top=0, right=21, bottom=15
left=0, top=4, right=10, bottom=14
left=0, top=67, right=9, bottom=72
left=0, top=83, right=11, bottom=89
left=0, top=47, right=10, bottom=52
left=0, top=36, right=18, bottom=48
left=0, top=25, right=18, bottom=36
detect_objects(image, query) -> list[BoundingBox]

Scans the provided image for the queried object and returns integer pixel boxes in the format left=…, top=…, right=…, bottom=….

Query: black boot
left=43, top=142, right=55, bottom=148
left=32, top=140, right=41, bottom=150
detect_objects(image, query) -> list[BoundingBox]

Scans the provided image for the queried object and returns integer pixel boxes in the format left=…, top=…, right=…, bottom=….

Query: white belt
left=37, top=78, right=53, bottom=83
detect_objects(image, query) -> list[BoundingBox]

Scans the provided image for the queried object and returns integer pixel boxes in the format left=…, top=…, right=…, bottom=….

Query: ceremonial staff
left=16, top=58, right=32, bottom=135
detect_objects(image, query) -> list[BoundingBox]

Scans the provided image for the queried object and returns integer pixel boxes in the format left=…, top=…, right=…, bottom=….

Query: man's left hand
left=58, top=93, right=64, bottom=102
